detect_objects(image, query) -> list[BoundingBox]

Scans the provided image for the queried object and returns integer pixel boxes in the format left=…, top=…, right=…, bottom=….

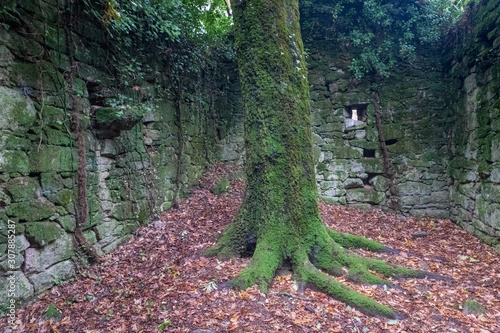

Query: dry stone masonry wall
left=0, top=0, right=242, bottom=309
left=447, top=0, right=500, bottom=253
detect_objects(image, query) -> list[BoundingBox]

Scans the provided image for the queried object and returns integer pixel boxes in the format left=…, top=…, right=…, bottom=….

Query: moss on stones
left=0, top=150, right=30, bottom=175
left=360, top=158, right=384, bottom=174
left=9, top=61, right=64, bottom=92
left=0, top=86, right=37, bottom=129
left=44, top=128, right=72, bottom=146
left=57, top=215, right=76, bottom=232
left=5, top=177, right=40, bottom=202
left=211, top=177, right=230, bottom=195
left=346, top=188, right=386, bottom=204
left=94, top=107, right=143, bottom=128
left=40, top=172, right=66, bottom=193
left=381, top=124, right=404, bottom=141
left=3, top=136, right=32, bottom=151
left=24, top=222, right=62, bottom=247
left=316, top=163, right=328, bottom=171
left=333, top=146, right=363, bottom=159
left=29, top=145, right=77, bottom=173
left=6, top=200, right=56, bottom=221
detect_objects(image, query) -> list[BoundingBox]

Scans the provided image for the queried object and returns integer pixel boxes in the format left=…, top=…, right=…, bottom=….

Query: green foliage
left=211, top=177, right=230, bottom=195
left=44, top=304, right=62, bottom=319
left=84, top=0, right=232, bottom=44
left=463, top=299, right=486, bottom=315
left=158, top=319, right=172, bottom=330
left=82, top=0, right=235, bottom=125
left=301, top=0, right=464, bottom=78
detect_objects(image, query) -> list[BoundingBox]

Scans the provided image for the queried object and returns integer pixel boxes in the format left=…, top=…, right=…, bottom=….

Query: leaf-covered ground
left=2, top=164, right=500, bottom=333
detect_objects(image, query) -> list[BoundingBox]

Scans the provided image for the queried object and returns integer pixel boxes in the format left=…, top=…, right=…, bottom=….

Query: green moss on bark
left=206, top=0, right=433, bottom=318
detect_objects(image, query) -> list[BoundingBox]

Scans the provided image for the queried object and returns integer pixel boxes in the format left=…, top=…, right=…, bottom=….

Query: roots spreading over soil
left=206, top=217, right=442, bottom=318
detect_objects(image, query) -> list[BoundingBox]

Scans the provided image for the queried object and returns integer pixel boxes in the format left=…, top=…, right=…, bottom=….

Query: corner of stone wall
left=446, top=0, right=500, bottom=253
left=307, top=44, right=452, bottom=218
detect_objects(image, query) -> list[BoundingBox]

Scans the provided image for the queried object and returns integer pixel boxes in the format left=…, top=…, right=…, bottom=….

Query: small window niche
left=346, top=104, right=367, bottom=122
left=344, top=104, right=368, bottom=129
left=363, top=149, right=376, bottom=158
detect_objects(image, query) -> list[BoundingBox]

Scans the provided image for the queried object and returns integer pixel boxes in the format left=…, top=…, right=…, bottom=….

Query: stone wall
left=447, top=0, right=500, bottom=252
left=0, top=0, right=242, bottom=309
left=306, top=0, right=500, bottom=252
left=307, top=41, right=452, bottom=218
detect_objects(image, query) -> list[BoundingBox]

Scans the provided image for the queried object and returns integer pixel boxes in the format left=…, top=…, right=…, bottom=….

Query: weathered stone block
left=6, top=200, right=56, bottom=221
left=397, top=182, right=431, bottom=196
left=381, top=124, right=404, bottom=141
left=360, top=158, right=384, bottom=173
left=0, top=272, right=33, bottom=309
left=0, top=45, right=13, bottom=67
left=491, top=134, right=500, bottom=162
left=0, top=150, right=30, bottom=175
left=40, top=172, right=66, bottom=194
left=344, top=178, right=363, bottom=189
left=28, top=260, right=75, bottom=294
left=370, top=175, right=391, bottom=192
left=4, top=177, right=40, bottom=202
left=24, top=221, right=63, bottom=247
left=9, top=61, right=64, bottom=92
left=111, top=202, right=136, bottom=221
left=430, top=191, right=450, bottom=203
left=57, top=215, right=75, bottom=232
left=313, top=99, right=333, bottom=111
left=346, top=188, right=385, bottom=204
left=350, top=140, right=379, bottom=150
left=44, top=128, right=72, bottom=146
left=464, top=73, right=477, bottom=94
left=3, top=135, right=32, bottom=151
left=481, top=183, right=500, bottom=203
left=333, top=146, right=362, bottom=159
left=387, top=138, right=421, bottom=155
left=29, top=145, right=76, bottom=173
left=317, top=122, right=343, bottom=133
left=84, top=230, right=97, bottom=245
left=24, top=233, right=73, bottom=274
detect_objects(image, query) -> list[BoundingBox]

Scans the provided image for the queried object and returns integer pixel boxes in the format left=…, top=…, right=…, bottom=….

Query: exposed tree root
left=296, top=261, right=396, bottom=318
left=207, top=224, right=447, bottom=318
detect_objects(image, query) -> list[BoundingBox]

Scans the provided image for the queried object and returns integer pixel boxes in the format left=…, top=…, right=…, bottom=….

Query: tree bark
left=207, top=0, right=427, bottom=318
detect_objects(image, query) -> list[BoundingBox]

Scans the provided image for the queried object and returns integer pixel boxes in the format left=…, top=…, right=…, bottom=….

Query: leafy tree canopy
left=301, top=0, right=471, bottom=78
left=87, top=0, right=232, bottom=45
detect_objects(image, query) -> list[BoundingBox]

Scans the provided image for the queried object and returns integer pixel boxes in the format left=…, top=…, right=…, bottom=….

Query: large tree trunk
left=207, top=0, right=426, bottom=318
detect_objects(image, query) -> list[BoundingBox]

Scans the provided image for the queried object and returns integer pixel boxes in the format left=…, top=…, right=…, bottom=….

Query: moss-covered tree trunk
left=208, top=0, right=427, bottom=318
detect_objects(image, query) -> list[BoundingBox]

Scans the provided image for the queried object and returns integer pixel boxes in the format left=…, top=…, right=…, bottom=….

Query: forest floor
left=2, top=163, right=500, bottom=333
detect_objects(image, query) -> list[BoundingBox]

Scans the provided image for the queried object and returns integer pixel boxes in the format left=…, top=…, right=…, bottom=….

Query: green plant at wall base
left=158, top=320, right=172, bottom=330
left=52, top=276, right=75, bottom=285
left=44, top=304, right=62, bottom=319
left=211, top=177, right=230, bottom=195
